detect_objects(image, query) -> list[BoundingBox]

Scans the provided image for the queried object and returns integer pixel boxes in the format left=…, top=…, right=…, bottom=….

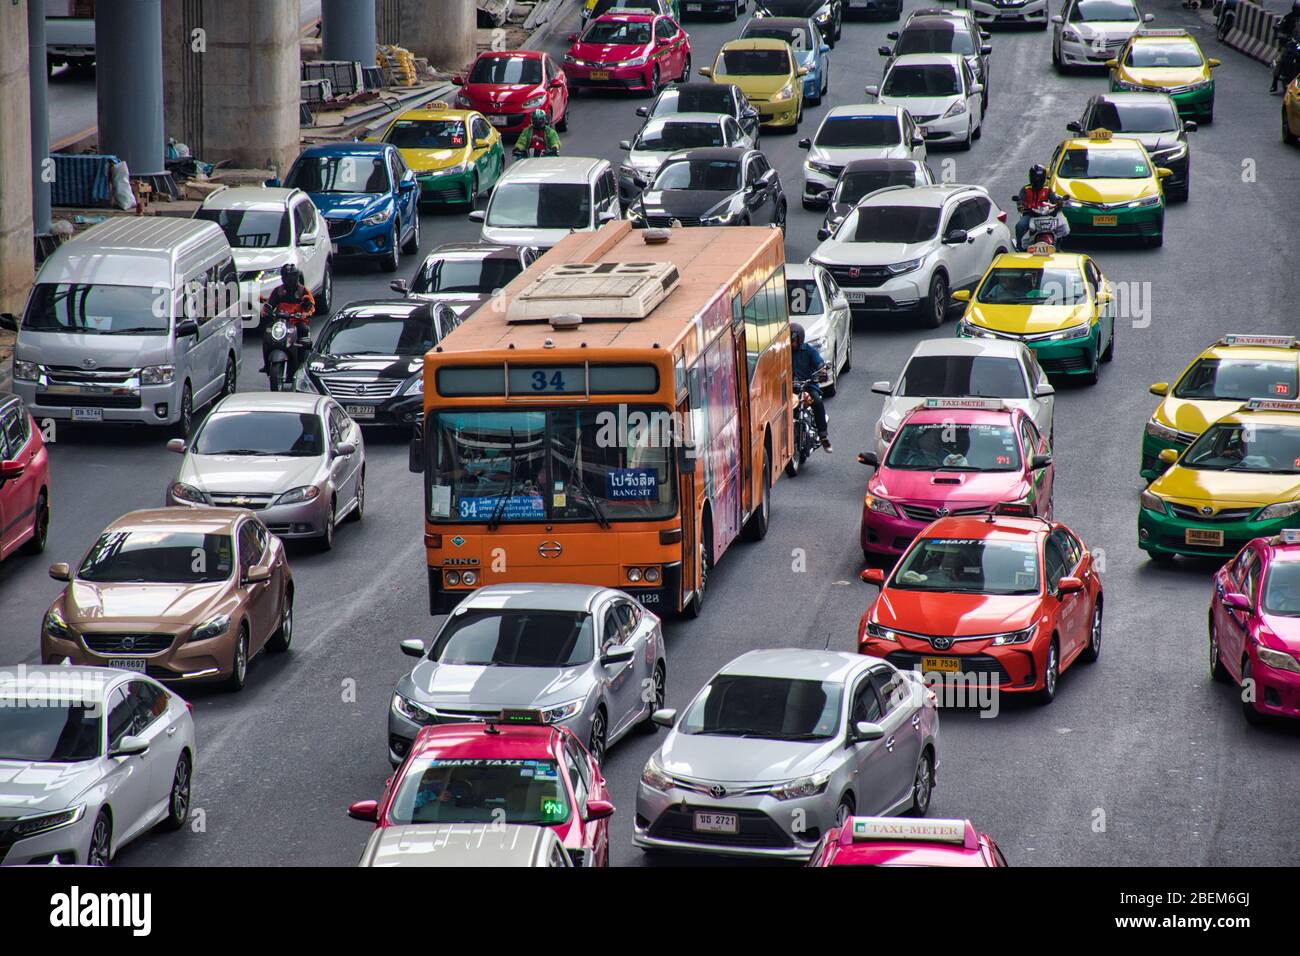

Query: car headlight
left=943, top=99, right=967, bottom=118
left=770, top=769, right=832, bottom=801
left=620, top=54, right=649, bottom=67
left=522, top=94, right=547, bottom=108
left=990, top=623, right=1037, bottom=646
left=455, top=92, right=472, bottom=108
left=641, top=755, right=674, bottom=792
left=1062, top=27, right=1081, bottom=41
left=886, top=257, right=923, bottom=276
left=1255, top=500, right=1300, bottom=521
left=1145, top=418, right=1181, bottom=442
left=540, top=698, right=585, bottom=724
left=1153, top=143, right=1187, bottom=163
left=362, top=208, right=392, bottom=226
left=958, top=319, right=998, bottom=339
left=772, top=84, right=795, bottom=102
left=864, top=494, right=899, bottom=517
left=877, top=422, right=897, bottom=444
left=190, top=613, right=231, bottom=643
left=1125, top=195, right=1162, bottom=208
left=1044, top=322, right=1092, bottom=341
left=293, top=367, right=319, bottom=393
left=1257, top=646, right=1300, bottom=674
left=170, top=482, right=208, bottom=505
left=1140, top=489, right=1169, bottom=515
left=1113, top=79, right=1145, bottom=92
left=392, top=692, right=435, bottom=724
left=13, top=359, right=40, bottom=382
left=865, top=621, right=901, bottom=641
left=1063, top=198, right=1084, bottom=208
left=403, top=375, right=424, bottom=396
left=141, top=364, right=174, bottom=385
left=11, top=805, right=85, bottom=839
left=44, top=607, right=76, bottom=641
left=276, top=485, right=321, bottom=506
left=700, top=209, right=735, bottom=225
left=1191, top=77, right=1214, bottom=90
left=807, top=160, right=838, bottom=175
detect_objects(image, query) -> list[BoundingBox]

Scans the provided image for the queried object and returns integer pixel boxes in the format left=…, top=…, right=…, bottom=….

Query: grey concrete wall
left=396, top=0, right=475, bottom=72
left=0, top=1, right=35, bottom=317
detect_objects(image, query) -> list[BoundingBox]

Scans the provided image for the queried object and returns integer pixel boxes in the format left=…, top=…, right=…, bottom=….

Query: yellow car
left=1284, top=75, right=1300, bottom=145
left=954, top=249, right=1115, bottom=385
left=373, top=104, right=504, bottom=206
left=1048, top=128, right=1171, bottom=247
left=1143, top=335, right=1300, bottom=482
left=699, top=38, right=808, bottom=129
left=1108, top=29, right=1219, bottom=123
left=1139, top=399, right=1300, bottom=563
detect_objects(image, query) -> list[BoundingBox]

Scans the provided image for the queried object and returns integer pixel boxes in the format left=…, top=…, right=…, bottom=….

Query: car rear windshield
left=285, top=153, right=390, bottom=194
left=835, top=166, right=920, bottom=205
left=896, top=26, right=977, bottom=56
left=653, top=158, right=741, bottom=191
left=583, top=20, right=652, bottom=44
left=192, top=411, right=325, bottom=457
left=815, top=116, right=901, bottom=148
left=636, top=121, right=726, bottom=151
left=317, top=312, right=435, bottom=357
left=413, top=256, right=525, bottom=295
left=0, top=700, right=100, bottom=762
left=744, top=26, right=809, bottom=48
left=899, top=355, right=1029, bottom=399
left=23, top=283, right=169, bottom=336
left=891, top=538, right=1042, bottom=595
left=1057, top=147, right=1150, bottom=179
left=1182, top=423, right=1300, bottom=474
left=719, top=48, right=790, bottom=75
left=787, top=279, right=824, bottom=316
left=852, top=205, right=940, bottom=243
left=1263, top=563, right=1300, bottom=616
left=78, top=531, right=235, bottom=583
left=680, top=674, right=843, bottom=740
left=1088, top=101, right=1179, bottom=133
left=1071, top=0, right=1139, bottom=21
left=387, top=758, right=570, bottom=826
left=487, top=182, right=592, bottom=230
left=195, top=208, right=291, bottom=249
left=1174, top=359, right=1298, bottom=401
left=469, top=55, right=542, bottom=85
left=1126, top=42, right=1203, bottom=68
left=885, top=422, right=1022, bottom=471
left=430, top=609, right=594, bottom=666
left=383, top=119, right=467, bottom=150
left=976, top=267, right=1089, bottom=306
left=652, top=87, right=734, bottom=117
left=882, top=63, right=960, bottom=97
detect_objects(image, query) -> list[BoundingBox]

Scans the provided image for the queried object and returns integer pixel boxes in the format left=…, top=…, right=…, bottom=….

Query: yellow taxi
left=699, top=38, right=808, bottom=129
left=1048, top=128, right=1171, bottom=247
left=1139, top=399, right=1300, bottom=563
left=1143, top=335, right=1300, bottom=482
left=1284, top=75, right=1300, bottom=145
left=1108, top=29, right=1219, bottom=123
left=955, top=249, right=1114, bottom=385
left=373, top=104, right=504, bottom=206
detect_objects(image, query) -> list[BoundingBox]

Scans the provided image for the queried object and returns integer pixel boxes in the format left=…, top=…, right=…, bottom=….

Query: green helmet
left=531, top=109, right=548, bottom=129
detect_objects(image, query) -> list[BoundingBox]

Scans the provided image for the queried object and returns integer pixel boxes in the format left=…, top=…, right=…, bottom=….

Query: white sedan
left=786, top=263, right=853, bottom=395
left=867, top=53, right=983, bottom=150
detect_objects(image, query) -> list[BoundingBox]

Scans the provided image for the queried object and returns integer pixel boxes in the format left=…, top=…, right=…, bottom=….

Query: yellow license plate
left=921, top=656, right=962, bottom=674
left=1092, top=215, right=1118, bottom=226
left=1186, top=528, right=1224, bottom=547
left=590, top=70, right=609, bottom=80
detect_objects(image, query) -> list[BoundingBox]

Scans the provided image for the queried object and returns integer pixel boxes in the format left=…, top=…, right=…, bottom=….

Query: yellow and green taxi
left=954, top=249, right=1115, bottom=385
left=373, top=104, right=504, bottom=206
left=1108, top=29, right=1219, bottom=123
left=1142, top=335, right=1300, bottom=482
left=1048, top=128, right=1171, bottom=246
left=1284, top=75, right=1300, bottom=145
left=1139, top=399, right=1300, bottom=562
left=699, top=38, right=808, bottom=129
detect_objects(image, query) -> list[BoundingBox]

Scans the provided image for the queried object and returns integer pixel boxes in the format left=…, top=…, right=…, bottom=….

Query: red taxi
left=347, top=710, right=614, bottom=866
left=0, top=393, right=51, bottom=562
left=1210, top=529, right=1300, bottom=725
left=859, top=509, right=1103, bottom=704
left=809, top=816, right=1009, bottom=867
left=453, top=50, right=571, bottom=135
left=563, top=13, right=691, bottom=94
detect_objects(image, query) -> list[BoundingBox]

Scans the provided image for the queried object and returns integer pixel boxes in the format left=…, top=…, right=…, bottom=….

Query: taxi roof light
left=990, top=502, right=1038, bottom=518
left=1219, top=334, right=1298, bottom=349
left=1280, top=529, right=1300, bottom=545
left=1137, top=28, right=1190, bottom=37
left=1243, top=399, right=1300, bottom=413
left=844, top=816, right=977, bottom=850
left=1087, top=127, right=1112, bottom=141
left=425, top=100, right=452, bottom=110
left=496, top=707, right=547, bottom=726
left=922, top=397, right=1008, bottom=412
left=1026, top=242, right=1056, bottom=256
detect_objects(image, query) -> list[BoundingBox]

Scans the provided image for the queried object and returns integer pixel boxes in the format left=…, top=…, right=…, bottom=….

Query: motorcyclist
left=1013, top=164, right=1060, bottom=251
left=514, top=109, right=561, bottom=158
left=790, top=323, right=831, bottom=453
left=1270, top=0, right=1300, bottom=93
left=260, top=263, right=315, bottom=377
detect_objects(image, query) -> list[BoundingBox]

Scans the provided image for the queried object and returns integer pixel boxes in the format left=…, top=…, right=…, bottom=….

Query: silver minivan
left=469, top=157, right=620, bottom=252
left=2, top=217, right=243, bottom=437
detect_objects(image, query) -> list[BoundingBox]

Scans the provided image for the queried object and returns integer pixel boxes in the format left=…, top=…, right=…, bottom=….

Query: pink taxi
left=857, top=398, right=1055, bottom=561
left=809, top=816, right=1009, bottom=867
left=1209, top=528, right=1300, bottom=725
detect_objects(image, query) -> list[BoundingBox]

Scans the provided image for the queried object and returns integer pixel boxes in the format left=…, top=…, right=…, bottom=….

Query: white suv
left=471, top=156, right=620, bottom=251
left=808, top=183, right=1011, bottom=328
left=867, top=53, right=983, bottom=150
left=798, top=104, right=927, bottom=210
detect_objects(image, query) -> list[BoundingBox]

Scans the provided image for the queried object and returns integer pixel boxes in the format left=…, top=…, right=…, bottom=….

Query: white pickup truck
left=45, top=0, right=95, bottom=76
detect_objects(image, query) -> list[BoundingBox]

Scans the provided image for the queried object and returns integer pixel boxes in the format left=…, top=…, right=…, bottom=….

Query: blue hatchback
left=741, top=15, right=831, bottom=106
left=281, top=143, right=421, bottom=272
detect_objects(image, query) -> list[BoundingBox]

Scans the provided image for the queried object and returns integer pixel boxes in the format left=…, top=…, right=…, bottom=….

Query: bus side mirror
left=409, top=434, right=424, bottom=473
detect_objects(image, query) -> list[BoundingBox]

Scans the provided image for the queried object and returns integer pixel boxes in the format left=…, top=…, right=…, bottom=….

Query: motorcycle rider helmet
left=790, top=323, right=806, bottom=349
left=1293, top=0, right=1299, bottom=17
left=1029, top=164, right=1047, bottom=189
left=531, top=109, right=548, bottom=130
left=280, top=263, right=301, bottom=290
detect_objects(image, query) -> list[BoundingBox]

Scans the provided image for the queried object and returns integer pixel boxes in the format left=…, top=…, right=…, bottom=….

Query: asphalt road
left=8, top=0, right=1300, bottom=867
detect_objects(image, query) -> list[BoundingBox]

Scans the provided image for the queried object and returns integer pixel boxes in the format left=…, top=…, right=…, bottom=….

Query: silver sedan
left=387, top=583, right=667, bottom=767
left=165, top=391, right=365, bottom=550
left=617, top=112, right=756, bottom=207
left=634, top=649, right=939, bottom=861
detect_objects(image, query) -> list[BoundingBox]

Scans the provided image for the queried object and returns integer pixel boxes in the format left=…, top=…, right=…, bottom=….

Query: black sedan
left=626, top=147, right=787, bottom=229
left=1069, top=92, right=1194, bottom=202
left=820, top=157, right=934, bottom=237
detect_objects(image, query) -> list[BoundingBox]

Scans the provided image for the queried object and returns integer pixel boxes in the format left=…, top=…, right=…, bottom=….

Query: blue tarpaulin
left=50, top=153, right=119, bottom=207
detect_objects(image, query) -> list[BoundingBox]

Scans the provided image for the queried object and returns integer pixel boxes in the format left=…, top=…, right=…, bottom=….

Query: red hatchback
left=347, top=710, right=615, bottom=867
left=0, top=394, right=50, bottom=561
left=453, top=50, right=570, bottom=135
left=564, top=13, right=691, bottom=94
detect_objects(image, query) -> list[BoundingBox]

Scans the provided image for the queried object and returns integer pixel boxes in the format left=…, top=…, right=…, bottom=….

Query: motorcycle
left=264, top=311, right=310, bottom=392
left=513, top=131, right=560, bottom=161
left=1273, top=34, right=1300, bottom=92
left=786, top=365, right=829, bottom=478
left=1014, top=196, right=1070, bottom=251
left=1214, top=0, right=1238, bottom=40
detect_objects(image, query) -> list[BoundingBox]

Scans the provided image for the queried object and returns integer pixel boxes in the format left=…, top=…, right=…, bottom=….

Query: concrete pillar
left=96, top=0, right=167, bottom=178
left=163, top=0, right=301, bottom=176
left=322, top=0, right=376, bottom=64
left=397, top=0, right=475, bottom=72
left=0, top=1, right=35, bottom=316
left=28, top=0, right=51, bottom=237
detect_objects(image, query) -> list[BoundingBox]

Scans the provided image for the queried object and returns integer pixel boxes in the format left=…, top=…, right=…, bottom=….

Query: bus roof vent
left=506, top=261, right=680, bottom=323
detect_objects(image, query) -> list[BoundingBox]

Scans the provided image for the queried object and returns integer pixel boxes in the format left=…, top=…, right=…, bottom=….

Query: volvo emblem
left=120, top=637, right=135, bottom=651
left=1200, top=506, right=1214, bottom=516
left=931, top=637, right=953, bottom=650
left=81, top=358, right=97, bottom=369
left=709, top=784, right=727, bottom=799
left=539, top=540, right=562, bottom=558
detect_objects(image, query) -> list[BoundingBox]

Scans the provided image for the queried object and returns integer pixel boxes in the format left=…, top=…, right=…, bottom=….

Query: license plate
left=1092, top=215, right=1118, bottom=226
left=686, top=2, right=702, bottom=8
left=1186, top=528, right=1224, bottom=547
left=488, top=115, right=508, bottom=127
left=693, top=811, right=738, bottom=834
left=1031, top=217, right=1057, bottom=230
left=71, top=407, right=103, bottom=422
left=844, top=290, right=866, bottom=304
left=590, top=70, right=609, bottom=81
left=344, top=404, right=376, bottom=420
left=108, top=657, right=147, bottom=673
left=921, top=656, right=962, bottom=674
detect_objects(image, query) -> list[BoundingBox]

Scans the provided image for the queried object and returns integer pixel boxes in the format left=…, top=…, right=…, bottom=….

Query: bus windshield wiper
left=572, top=479, right=610, bottom=529
left=487, top=429, right=517, bottom=532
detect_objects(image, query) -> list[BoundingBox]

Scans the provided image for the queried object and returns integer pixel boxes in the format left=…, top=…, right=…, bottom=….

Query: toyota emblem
left=709, top=784, right=728, bottom=799
left=1200, top=506, right=1214, bottom=516
left=931, top=637, right=953, bottom=651
left=538, top=540, right=562, bottom=558
left=81, top=358, right=97, bottom=369
left=935, top=507, right=950, bottom=518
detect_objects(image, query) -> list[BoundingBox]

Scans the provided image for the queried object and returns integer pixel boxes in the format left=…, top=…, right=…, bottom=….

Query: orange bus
left=409, top=221, right=794, bottom=616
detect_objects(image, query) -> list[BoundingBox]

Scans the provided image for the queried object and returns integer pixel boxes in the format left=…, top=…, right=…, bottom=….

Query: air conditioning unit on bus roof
left=506, top=261, right=681, bottom=324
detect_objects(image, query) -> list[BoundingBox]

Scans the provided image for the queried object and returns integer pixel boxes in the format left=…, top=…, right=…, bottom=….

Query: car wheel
left=742, top=449, right=771, bottom=541
left=834, top=793, right=855, bottom=829
left=905, top=750, right=934, bottom=817
left=401, top=210, right=420, bottom=254
left=1209, top=615, right=1231, bottom=683
left=381, top=223, right=400, bottom=272
left=728, top=0, right=740, bottom=20
left=1285, top=106, right=1299, bottom=145
left=774, top=200, right=787, bottom=232
left=219, top=355, right=236, bottom=399
left=823, top=362, right=837, bottom=397
left=1101, top=321, right=1115, bottom=362
left=784, top=434, right=801, bottom=476
left=268, top=587, right=294, bottom=652
left=958, top=120, right=973, bottom=150
left=679, top=53, right=691, bottom=83
left=162, top=753, right=191, bottom=830
left=21, top=491, right=49, bottom=556
left=1082, top=349, right=1100, bottom=386
left=684, top=530, right=711, bottom=618
left=1035, top=638, right=1059, bottom=704
left=648, top=65, right=661, bottom=96
left=348, top=468, right=365, bottom=522
left=225, top=626, right=248, bottom=692
left=637, top=662, right=667, bottom=733
left=317, top=264, right=333, bottom=316
left=319, top=497, right=336, bottom=551
left=842, top=332, right=852, bottom=372
left=87, top=810, right=111, bottom=866
left=1081, top=600, right=1102, bottom=663
left=921, top=272, right=947, bottom=329
left=173, top=382, right=194, bottom=439
left=1148, top=229, right=1164, bottom=248
left=1241, top=658, right=1265, bottom=726
left=588, top=708, right=608, bottom=764
left=467, top=172, right=480, bottom=207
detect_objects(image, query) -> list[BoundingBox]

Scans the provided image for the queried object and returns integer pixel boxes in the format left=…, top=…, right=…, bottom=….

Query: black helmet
left=280, top=263, right=301, bottom=288
left=1293, top=0, right=1299, bottom=16
left=790, top=323, right=806, bottom=348
left=1029, top=164, right=1047, bottom=189
left=531, top=109, right=548, bottom=130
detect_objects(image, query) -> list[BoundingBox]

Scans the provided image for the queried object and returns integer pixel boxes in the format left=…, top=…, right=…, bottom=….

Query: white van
left=470, top=157, right=620, bottom=251
left=2, top=217, right=242, bottom=437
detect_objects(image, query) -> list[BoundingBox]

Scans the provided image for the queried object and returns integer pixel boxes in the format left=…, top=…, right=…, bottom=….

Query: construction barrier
left=1222, top=0, right=1281, bottom=64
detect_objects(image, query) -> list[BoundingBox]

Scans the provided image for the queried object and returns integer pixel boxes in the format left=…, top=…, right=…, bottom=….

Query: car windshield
left=1088, top=101, right=1179, bottom=133
left=892, top=537, right=1042, bottom=594
left=0, top=699, right=101, bottom=762
left=1263, top=563, right=1300, bottom=616
left=885, top=422, right=1022, bottom=471
left=816, top=116, right=901, bottom=148
left=719, top=48, right=790, bottom=75
left=896, top=27, right=977, bottom=56
left=1173, top=359, right=1298, bottom=400
left=976, top=267, right=1089, bottom=306
left=78, top=530, right=235, bottom=584
left=851, top=205, right=940, bottom=243
left=1126, top=41, right=1203, bottom=68
left=384, top=119, right=468, bottom=150
left=387, top=758, right=570, bottom=826
left=487, top=182, right=592, bottom=229
left=195, top=208, right=291, bottom=249
left=680, top=674, right=843, bottom=740
left=1181, top=423, right=1300, bottom=474
left=835, top=167, right=919, bottom=205
left=429, top=407, right=676, bottom=523
left=899, top=355, right=1029, bottom=398
left=882, top=63, right=960, bottom=97
left=652, top=87, right=734, bottom=117
left=413, top=256, right=524, bottom=295
left=23, top=283, right=169, bottom=335
left=582, top=20, right=652, bottom=44
left=636, top=121, right=726, bottom=151
left=192, top=411, right=325, bottom=457
left=317, top=312, right=434, bottom=357
left=470, top=55, right=542, bottom=84
left=652, top=158, right=741, bottom=191
left=745, top=26, right=809, bottom=48
left=787, top=279, right=824, bottom=316
left=1057, top=147, right=1150, bottom=179
left=430, top=609, right=594, bottom=666
left=286, top=153, right=390, bottom=194
left=1071, top=0, right=1139, bottom=20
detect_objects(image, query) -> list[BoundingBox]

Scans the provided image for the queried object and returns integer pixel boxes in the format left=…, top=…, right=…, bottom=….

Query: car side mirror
left=971, top=82, right=984, bottom=94
left=334, top=441, right=356, bottom=457
left=567, top=32, right=580, bottom=42
left=1057, top=575, right=1084, bottom=595
left=600, top=644, right=636, bottom=666
left=857, top=452, right=879, bottom=468
left=1156, top=168, right=1172, bottom=179
left=408, top=434, right=425, bottom=473
left=550, top=76, right=565, bottom=87
left=1104, top=59, right=1118, bottom=69
left=390, top=279, right=409, bottom=294
left=1158, top=448, right=1178, bottom=465
left=264, top=178, right=282, bottom=188
left=166, top=438, right=187, bottom=454
left=400, top=638, right=425, bottom=658
left=243, top=564, right=272, bottom=585
left=797, top=66, right=809, bottom=76
left=860, top=567, right=885, bottom=585
left=399, top=180, right=417, bottom=193
left=110, top=735, right=149, bottom=758
left=348, top=799, right=380, bottom=822
left=697, top=67, right=712, bottom=77
left=651, top=707, right=677, bottom=728
left=1051, top=13, right=1063, bottom=22
left=816, top=227, right=831, bottom=241
left=635, top=106, right=648, bottom=117
left=871, top=381, right=891, bottom=395
left=853, top=720, right=884, bottom=742
left=1066, top=120, right=1082, bottom=133
left=821, top=44, right=830, bottom=53
left=451, top=75, right=465, bottom=86
left=864, top=84, right=880, bottom=98
left=1184, top=121, right=1197, bottom=132
left=1144, top=12, right=1155, bottom=21
left=474, top=138, right=491, bottom=150
left=1034, top=382, right=1056, bottom=398
left=299, top=231, right=318, bottom=246
left=942, top=228, right=968, bottom=245
left=1031, top=454, right=1053, bottom=470
left=886, top=31, right=899, bottom=40
left=911, top=134, right=925, bottom=147
left=1148, top=382, right=1169, bottom=397
left=582, top=798, right=616, bottom=822
left=798, top=137, right=812, bottom=149
left=49, top=562, right=71, bottom=581
left=468, top=209, right=486, bottom=223
left=0, top=312, right=17, bottom=332
left=951, top=288, right=971, bottom=302
left=878, top=45, right=893, bottom=56
left=175, top=318, right=199, bottom=338
left=1224, top=591, right=1252, bottom=612
left=0, top=460, right=25, bottom=482
left=619, top=140, right=633, bottom=150
left=981, top=44, right=992, bottom=55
